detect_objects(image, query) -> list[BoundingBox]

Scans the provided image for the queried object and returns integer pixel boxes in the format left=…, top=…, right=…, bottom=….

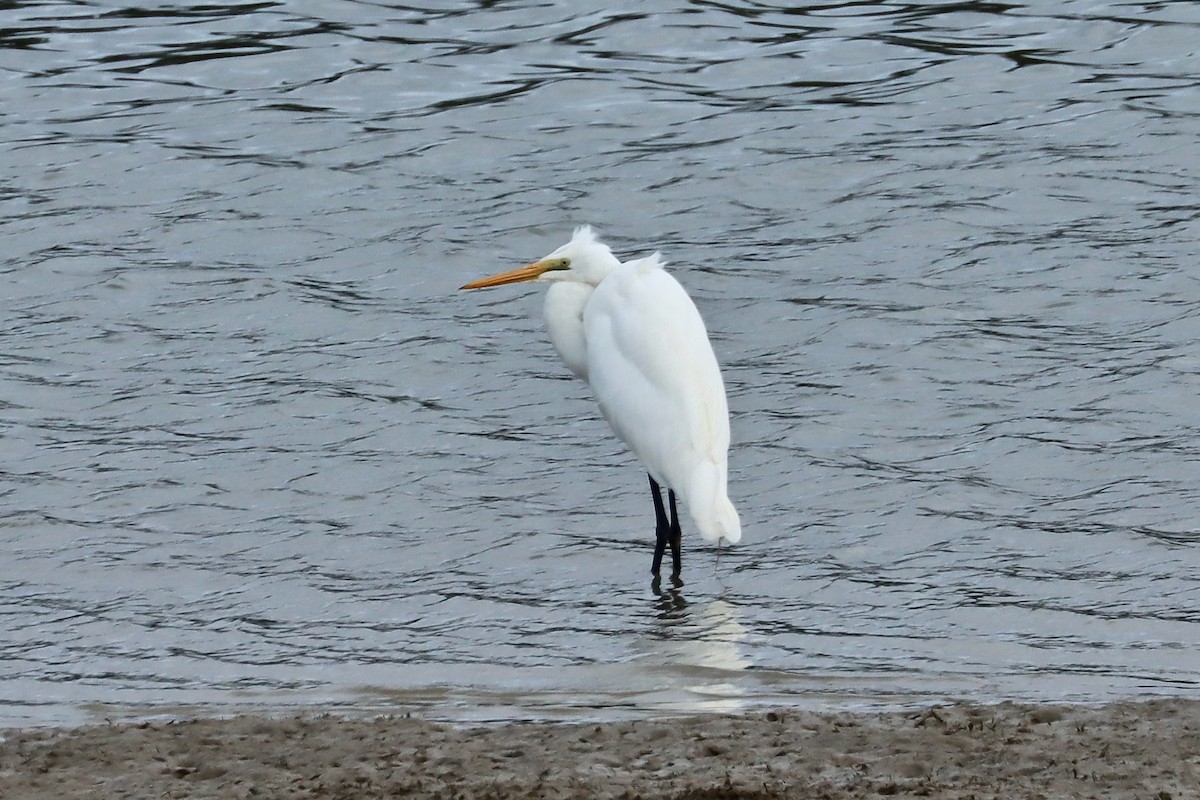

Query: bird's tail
left=687, top=461, right=742, bottom=545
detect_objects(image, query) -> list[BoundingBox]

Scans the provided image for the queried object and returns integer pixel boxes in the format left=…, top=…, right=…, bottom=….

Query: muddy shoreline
left=1, top=698, right=1197, bottom=798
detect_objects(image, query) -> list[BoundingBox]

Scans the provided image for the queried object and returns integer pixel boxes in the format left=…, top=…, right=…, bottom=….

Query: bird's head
left=460, top=226, right=620, bottom=291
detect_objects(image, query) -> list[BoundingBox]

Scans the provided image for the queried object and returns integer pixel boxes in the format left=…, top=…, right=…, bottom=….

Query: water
left=3, top=0, right=1199, bottom=728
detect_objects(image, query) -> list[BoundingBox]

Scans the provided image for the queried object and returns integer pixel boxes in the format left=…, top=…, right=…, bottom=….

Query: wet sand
left=1, top=699, right=1197, bottom=799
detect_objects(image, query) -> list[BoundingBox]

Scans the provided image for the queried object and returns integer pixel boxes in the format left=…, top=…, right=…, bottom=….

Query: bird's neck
left=543, top=282, right=593, bottom=381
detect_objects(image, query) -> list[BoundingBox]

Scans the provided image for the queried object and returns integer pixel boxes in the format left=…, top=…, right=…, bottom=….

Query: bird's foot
left=651, top=572, right=684, bottom=594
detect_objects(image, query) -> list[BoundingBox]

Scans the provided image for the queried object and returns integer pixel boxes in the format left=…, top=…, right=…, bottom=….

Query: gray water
left=3, top=0, right=1199, bottom=728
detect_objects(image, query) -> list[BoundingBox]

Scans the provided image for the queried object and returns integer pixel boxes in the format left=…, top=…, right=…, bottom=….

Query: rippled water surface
left=3, top=1, right=1199, bottom=727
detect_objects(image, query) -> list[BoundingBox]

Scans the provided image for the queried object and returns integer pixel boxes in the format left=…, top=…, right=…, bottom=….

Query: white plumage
left=461, top=227, right=740, bottom=580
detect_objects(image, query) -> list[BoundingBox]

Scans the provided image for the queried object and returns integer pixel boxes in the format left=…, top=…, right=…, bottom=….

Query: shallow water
left=3, top=0, right=1199, bottom=727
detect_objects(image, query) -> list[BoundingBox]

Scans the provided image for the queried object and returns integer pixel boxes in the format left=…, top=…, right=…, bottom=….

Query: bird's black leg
left=667, top=489, right=683, bottom=581
left=649, top=475, right=670, bottom=578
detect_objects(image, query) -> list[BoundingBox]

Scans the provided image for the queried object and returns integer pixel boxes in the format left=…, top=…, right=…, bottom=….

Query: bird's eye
left=554, top=258, right=571, bottom=270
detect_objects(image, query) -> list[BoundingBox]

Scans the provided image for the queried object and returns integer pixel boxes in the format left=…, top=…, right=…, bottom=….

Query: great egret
left=461, top=227, right=740, bottom=582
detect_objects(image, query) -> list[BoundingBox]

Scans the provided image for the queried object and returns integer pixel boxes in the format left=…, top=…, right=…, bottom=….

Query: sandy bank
left=1, top=698, right=1197, bottom=799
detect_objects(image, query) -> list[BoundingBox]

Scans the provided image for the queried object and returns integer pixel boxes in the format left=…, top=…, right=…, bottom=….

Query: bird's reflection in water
left=634, top=596, right=751, bottom=713
left=651, top=574, right=687, bottom=617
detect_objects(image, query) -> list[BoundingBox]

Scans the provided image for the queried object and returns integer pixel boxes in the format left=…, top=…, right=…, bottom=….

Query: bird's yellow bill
left=460, top=259, right=555, bottom=290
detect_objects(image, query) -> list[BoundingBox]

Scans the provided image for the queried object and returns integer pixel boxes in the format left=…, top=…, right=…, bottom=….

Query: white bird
left=460, top=226, right=740, bottom=583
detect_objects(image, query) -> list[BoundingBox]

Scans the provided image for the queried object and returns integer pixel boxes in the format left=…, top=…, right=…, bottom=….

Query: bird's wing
left=583, top=256, right=729, bottom=492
